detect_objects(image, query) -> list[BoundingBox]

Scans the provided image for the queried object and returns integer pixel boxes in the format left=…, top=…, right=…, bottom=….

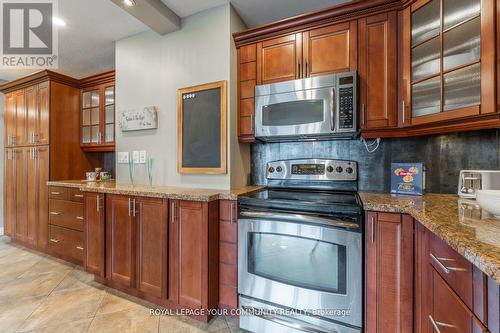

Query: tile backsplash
left=251, top=129, right=500, bottom=193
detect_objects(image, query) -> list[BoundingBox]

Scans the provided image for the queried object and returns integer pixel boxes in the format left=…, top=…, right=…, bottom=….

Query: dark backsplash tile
left=250, top=129, right=500, bottom=194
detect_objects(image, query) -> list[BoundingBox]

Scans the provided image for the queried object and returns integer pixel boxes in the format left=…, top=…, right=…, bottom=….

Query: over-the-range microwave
left=254, top=71, right=358, bottom=142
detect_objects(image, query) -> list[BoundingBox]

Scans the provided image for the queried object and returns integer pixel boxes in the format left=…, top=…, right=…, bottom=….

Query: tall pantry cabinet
left=1, top=71, right=96, bottom=250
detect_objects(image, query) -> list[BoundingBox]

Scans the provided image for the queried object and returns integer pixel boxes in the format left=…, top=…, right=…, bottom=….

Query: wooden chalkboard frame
left=177, top=80, right=227, bottom=174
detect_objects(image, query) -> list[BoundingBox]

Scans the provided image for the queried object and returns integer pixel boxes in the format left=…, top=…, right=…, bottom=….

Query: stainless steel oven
left=238, top=159, right=363, bottom=333
left=254, top=72, right=358, bottom=142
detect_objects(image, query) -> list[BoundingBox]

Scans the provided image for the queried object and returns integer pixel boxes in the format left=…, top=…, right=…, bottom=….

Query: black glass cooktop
left=239, top=188, right=362, bottom=216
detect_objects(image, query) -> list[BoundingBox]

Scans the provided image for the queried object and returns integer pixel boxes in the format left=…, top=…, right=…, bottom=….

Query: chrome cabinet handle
left=51, top=191, right=60, bottom=195
left=76, top=246, right=84, bottom=250
left=402, top=100, right=406, bottom=125
left=240, top=211, right=358, bottom=229
left=49, top=212, right=60, bottom=215
left=428, top=315, right=455, bottom=332
left=429, top=253, right=467, bottom=274
left=33, top=132, right=38, bottom=143
left=230, top=202, right=234, bottom=224
left=96, top=194, right=100, bottom=212
left=132, top=198, right=136, bottom=217
left=74, top=194, right=84, bottom=198
left=128, top=197, right=131, bottom=216
left=76, top=216, right=84, bottom=220
left=298, top=62, right=301, bottom=78
left=50, top=238, right=60, bottom=243
left=171, top=202, right=175, bottom=224
left=305, top=61, right=309, bottom=77
left=361, top=104, right=365, bottom=127
left=241, top=305, right=336, bottom=333
left=371, top=215, right=375, bottom=243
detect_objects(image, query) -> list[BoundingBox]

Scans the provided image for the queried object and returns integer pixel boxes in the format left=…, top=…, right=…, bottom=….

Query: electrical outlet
left=117, top=152, right=129, bottom=164
left=132, top=151, right=140, bottom=163
left=139, top=151, right=147, bottom=164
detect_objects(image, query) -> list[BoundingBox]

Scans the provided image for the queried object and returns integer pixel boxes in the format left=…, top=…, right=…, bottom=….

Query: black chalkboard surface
left=178, top=81, right=227, bottom=174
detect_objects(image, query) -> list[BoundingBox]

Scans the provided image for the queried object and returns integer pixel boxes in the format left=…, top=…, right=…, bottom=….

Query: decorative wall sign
left=118, top=106, right=158, bottom=131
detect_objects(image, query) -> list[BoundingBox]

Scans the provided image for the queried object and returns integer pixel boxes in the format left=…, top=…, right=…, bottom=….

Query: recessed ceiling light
left=123, top=0, right=136, bottom=6
left=52, top=17, right=66, bottom=26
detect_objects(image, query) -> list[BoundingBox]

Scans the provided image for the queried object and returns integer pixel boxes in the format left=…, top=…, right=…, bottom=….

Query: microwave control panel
left=338, top=87, right=354, bottom=129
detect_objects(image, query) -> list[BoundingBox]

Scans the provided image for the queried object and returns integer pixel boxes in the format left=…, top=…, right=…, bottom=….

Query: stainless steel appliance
left=238, top=158, right=363, bottom=333
left=458, top=170, right=500, bottom=198
left=254, top=72, right=358, bottom=142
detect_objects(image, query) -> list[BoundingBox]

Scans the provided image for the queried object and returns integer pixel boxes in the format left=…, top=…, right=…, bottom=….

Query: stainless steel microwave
left=254, top=72, right=358, bottom=142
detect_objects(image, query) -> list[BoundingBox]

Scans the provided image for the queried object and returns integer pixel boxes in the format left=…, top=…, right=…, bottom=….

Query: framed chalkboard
left=178, top=81, right=227, bottom=174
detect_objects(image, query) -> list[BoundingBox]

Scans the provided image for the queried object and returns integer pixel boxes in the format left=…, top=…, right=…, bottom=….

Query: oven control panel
left=266, top=159, right=357, bottom=181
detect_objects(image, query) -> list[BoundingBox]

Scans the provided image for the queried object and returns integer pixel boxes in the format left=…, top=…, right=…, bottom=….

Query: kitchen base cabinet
left=365, top=212, right=413, bottom=333
left=218, top=200, right=238, bottom=310
left=83, top=192, right=105, bottom=277
left=168, top=200, right=219, bottom=321
left=415, top=222, right=498, bottom=333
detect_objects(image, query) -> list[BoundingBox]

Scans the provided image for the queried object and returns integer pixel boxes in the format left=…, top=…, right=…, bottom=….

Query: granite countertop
left=360, top=192, right=500, bottom=284
left=47, top=180, right=262, bottom=202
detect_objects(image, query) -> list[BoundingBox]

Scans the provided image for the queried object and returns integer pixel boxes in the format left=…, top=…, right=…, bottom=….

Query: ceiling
left=0, top=0, right=351, bottom=82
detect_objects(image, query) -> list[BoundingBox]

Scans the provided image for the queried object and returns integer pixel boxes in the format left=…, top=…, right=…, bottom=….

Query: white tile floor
left=0, top=237, right=246, bottom=333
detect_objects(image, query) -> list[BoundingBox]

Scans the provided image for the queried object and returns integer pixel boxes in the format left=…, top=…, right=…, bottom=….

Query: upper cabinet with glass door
left=406, top=0, right=495, bottom=126
left=80, top=71, right=115, bottom=152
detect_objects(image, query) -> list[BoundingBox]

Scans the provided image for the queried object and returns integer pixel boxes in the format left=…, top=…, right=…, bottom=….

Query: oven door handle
left=330, top=87, right=336, bottom=131
left=240, top=211, right=358, bottom=229
left=242, top=305, right=339, bottom=333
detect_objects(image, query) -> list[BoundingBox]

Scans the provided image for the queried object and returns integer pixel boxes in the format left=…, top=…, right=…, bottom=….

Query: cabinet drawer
left=219, top=285, right=238, bottom=308
left=220, top=220, right=237, bottom=243
left=48, top=225, right=83, bottom=263
left=220, top=263, right=237, bottom=286
left=431, top=269, right=487, bottom=333
left=429, top=232, right=473, bottom=308
left=69, top=188, right=85, bottom=203
left=49, top=200, right=84, bottom=231
left=49, top=186, right=69, bottom=200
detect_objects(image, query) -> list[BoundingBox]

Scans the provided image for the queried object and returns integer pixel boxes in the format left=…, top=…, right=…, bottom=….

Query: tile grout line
left=84, top=286, right=108, bottom=333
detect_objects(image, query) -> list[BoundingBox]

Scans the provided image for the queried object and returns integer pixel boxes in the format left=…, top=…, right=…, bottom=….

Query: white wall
left=115, top=4, right=250, bottom=189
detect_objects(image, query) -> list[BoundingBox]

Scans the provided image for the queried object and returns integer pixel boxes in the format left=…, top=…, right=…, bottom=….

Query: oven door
left=254, top=87, right=335, bottom=139
left=238, top=211, right=362, bottom=328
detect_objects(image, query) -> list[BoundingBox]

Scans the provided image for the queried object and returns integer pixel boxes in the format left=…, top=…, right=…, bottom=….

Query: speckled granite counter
left=47, top=180, right=262, bottom=202
left=360, top=192, right=500, bottom=284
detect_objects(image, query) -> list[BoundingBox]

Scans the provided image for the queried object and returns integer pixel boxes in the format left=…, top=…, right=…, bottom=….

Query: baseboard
left=0, top=227, right=4, bottom=236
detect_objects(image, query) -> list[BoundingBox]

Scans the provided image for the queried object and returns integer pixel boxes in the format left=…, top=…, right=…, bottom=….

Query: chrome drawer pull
left=74, top=194, right=84, bottom=198
left=51, top=192, right=61, bottom=195
left=76, top=216, right=84, bottom=220
left=49, top=212, right=61, bottom=215
left=50, top=238, right=60, bottom=243
left=430, top=253, right=467, bottom=274
left=429, top=315, right=455, bottom=332
left=76, top=246, right=84, bottom=250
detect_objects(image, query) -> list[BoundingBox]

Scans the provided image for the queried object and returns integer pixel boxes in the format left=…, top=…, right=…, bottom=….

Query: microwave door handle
left=330, top=87, right=336, bottom=131
left=240, top=211, right=358, bottom=229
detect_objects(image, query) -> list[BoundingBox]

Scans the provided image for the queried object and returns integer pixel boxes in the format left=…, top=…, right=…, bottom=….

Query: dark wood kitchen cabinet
left=365, top=212, right=414, bottom=333
left=414, top=222, right=498, bottom=333
left=79, top=70, right=115, bottom=152
left=84, top=192, right=105, bottom=277
left=168, top=200, right=219, bottom=320
left=104, top=194, right=167, bottom=298
left=257, top=34, right=301, bottom=84
left=218, top=200, right=238, bottom=310
left=237, top=44, right=257, bottom=142
left=358, top=11, right=398, bottom=130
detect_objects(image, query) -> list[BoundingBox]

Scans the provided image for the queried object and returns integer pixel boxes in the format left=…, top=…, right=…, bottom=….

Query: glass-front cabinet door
left=405, top=0, right=494, bottom=126
left=80, top=81, right=115, bottom=151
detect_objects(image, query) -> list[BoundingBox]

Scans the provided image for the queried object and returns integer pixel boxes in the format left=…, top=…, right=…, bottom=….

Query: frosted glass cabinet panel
left=443, top=0, right=480, bottom=31
left=410, top=0, right=482, bottom=120
left=443, top=17, right=480, bottom=71
left=411, top=0, right=440, bottom=45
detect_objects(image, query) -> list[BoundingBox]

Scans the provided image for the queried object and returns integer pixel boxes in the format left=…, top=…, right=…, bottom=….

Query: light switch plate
left=139, top=151, right=147, bottom=164
left=117, top=152, right=129, bottom=164
left=132, top=151, right=140, bottom=164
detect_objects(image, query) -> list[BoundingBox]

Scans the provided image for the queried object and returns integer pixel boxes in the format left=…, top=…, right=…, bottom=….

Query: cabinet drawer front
left=69, top=188, right=85, bottom=203
left=48, top=225, right=83, bottom=262
left=430, top=232, right=473, bottom=308
left=49, top=200, right=84, bottom=231
left=220, top=221, right=237, bottom=243
left=49, top=186, right=69, bottom=201
left=431, top=269, right=487, bottom=333
left=220, top=263, right=237, bottom=286
left=219, top=285, right=238, bottom=308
